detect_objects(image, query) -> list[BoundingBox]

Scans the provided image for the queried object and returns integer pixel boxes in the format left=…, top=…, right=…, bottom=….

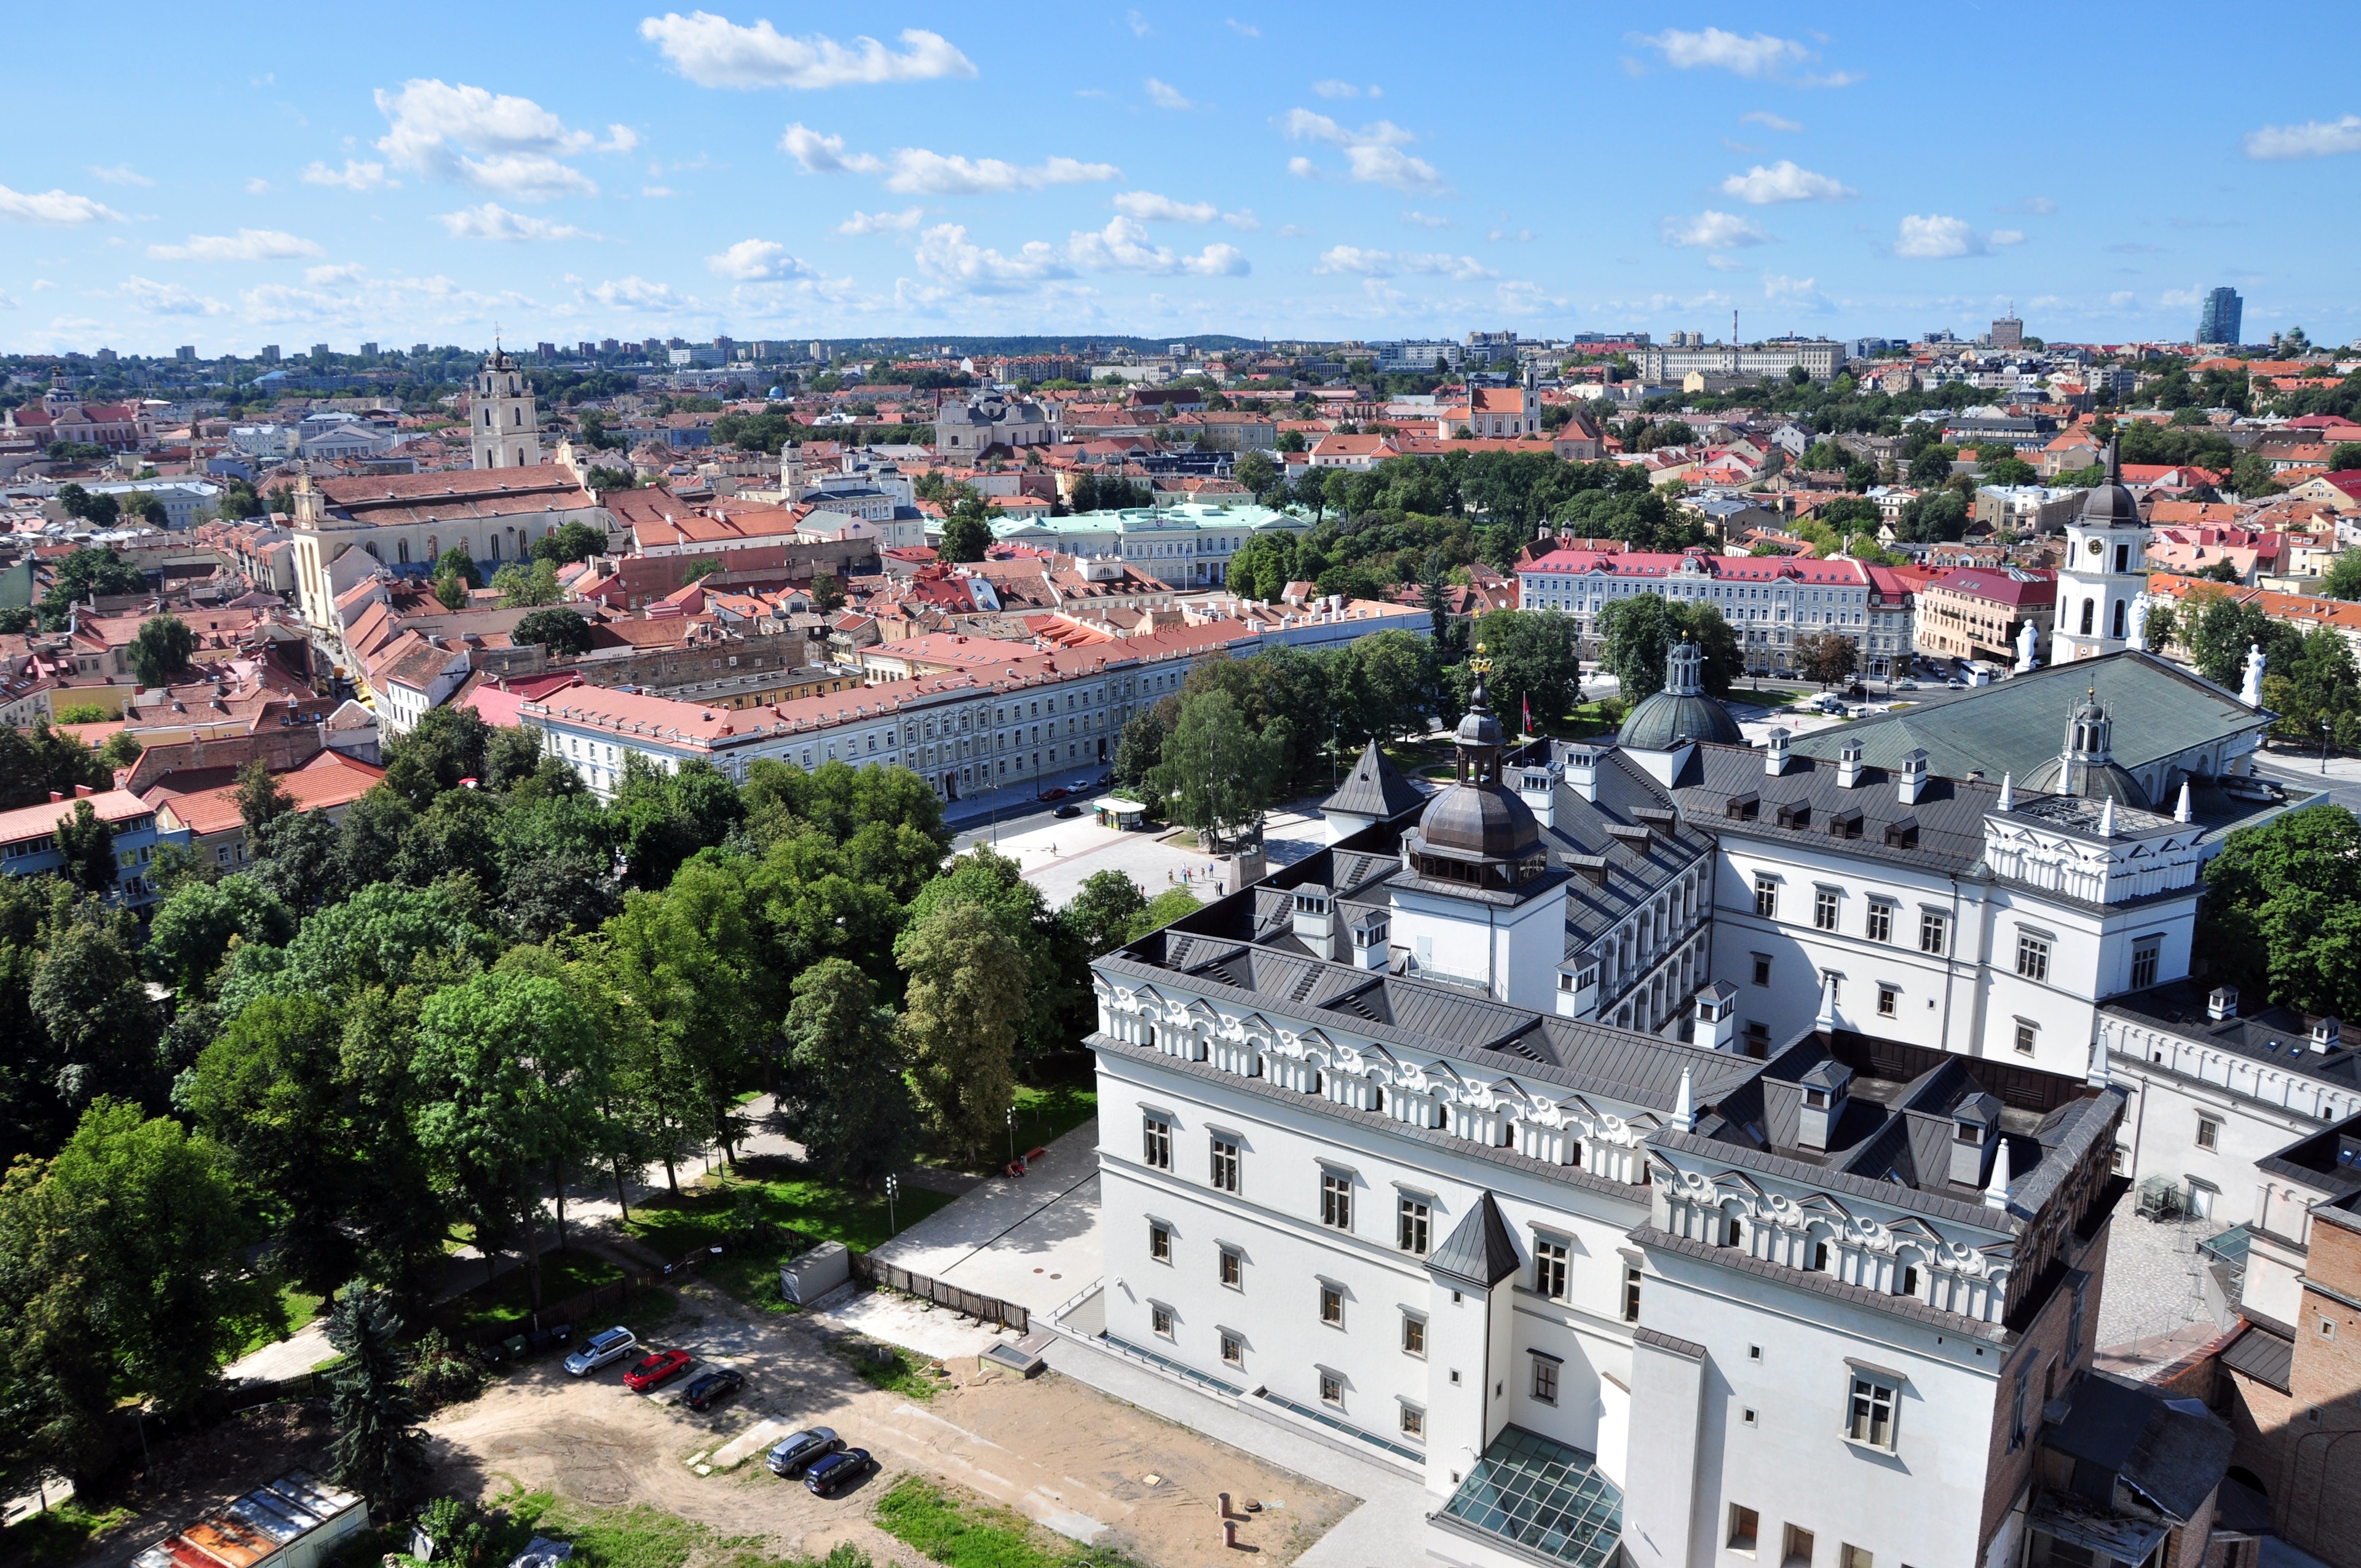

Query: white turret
left=2054, top=437, right=2146, bottom=663
left=470, top=344, right=542, bottom=470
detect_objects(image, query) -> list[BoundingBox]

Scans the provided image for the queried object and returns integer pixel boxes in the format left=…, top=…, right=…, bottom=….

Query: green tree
left=36, top=547, right=146, bottom=630
left=895, top=901, right=1026, bottom=1165
left=235, top=757, right=295, bottom=834
left=2319, top=550, right=2361, bottom=602
left=492, top=559, right=565, bottom=607
left=2197, top=804, right=2361, bottom=1021
left=1463, top=609, right=1583, bottom=734
left=1233, top=449, right=1279, bottom=499
left=2262, top=627, right=2361, bottom=753
left=433, top=571, right=470, bottom=611
left=143, top=874, right=293, bottom=997
left=435, top=544, right=481, bottom=588
left=1793, top=632, right=1860, bottom=689
left=0, top=721, right=109, bottom=810
left=410, top=970, right=607, bottom=1309
left=1982, top=456, right=2038, bottom=488
left=324, top=1284, right=430, bottom=1519
left=530, top=520, right=610, bottom=564
left=1062, top=870, right=1149, bottom=958
left=512, top=607, right=592, bottom=654
left=0, top=1099, right=245, bottom=1475
left=1112, top=708, right=1169, bottom=790
left=939, top=495, right=995, bottom=562
left=50, top=799, right=116, bottom=895
left=777, top=959, right=916, bottom=1187
left=1599, top=595, right=1742, bottom=700
left=129, top=615, right=197, bottom=687
left=2327, top=441, right=2361, bottom=473
left=250, top=807, right=343, bottom=911
left=2185, top=587, right=2300, bottom=689
left=1129, top=886, right=1204, bottom=940
left=2229, top=453, right=2282, bottom=497
left=1145, top=689, right=1287, bottom=850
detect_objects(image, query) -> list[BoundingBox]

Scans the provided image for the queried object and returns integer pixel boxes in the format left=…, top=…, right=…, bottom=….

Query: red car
left=623, top=1348, right=694, bottom=1392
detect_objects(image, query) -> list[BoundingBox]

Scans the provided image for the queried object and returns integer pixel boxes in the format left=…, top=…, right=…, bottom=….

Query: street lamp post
left=1006, top=1104, right=1016, bottom=1163
left=885, top=1173, right=899, bottom=1237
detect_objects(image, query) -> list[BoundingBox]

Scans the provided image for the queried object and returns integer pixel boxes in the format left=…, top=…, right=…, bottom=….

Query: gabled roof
left=1324, top=740, right=1425, bottom=820
left=1428, top=1190, right=1521, bottom=1289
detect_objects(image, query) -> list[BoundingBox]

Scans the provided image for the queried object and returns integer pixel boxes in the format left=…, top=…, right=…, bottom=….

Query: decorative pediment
left=1707, top=1169, right=1770, bottom=1201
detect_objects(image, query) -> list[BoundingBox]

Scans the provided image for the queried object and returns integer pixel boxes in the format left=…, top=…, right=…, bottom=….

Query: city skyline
left=6, top=4, right=2359, bottom=355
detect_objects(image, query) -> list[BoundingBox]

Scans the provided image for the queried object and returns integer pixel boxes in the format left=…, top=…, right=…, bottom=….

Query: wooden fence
left=850, top=1254, right=1029, bottom=1333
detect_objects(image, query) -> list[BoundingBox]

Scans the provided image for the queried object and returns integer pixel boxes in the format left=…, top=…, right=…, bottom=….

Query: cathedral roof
left=2078, top=438, right=2142, bottom=527
left=1323, top=740, right=1425, bottom=822
left=1615, top=688, right=1744, bottom=750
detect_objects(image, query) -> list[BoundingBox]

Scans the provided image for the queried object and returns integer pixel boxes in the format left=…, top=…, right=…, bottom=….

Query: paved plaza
left=954, top=802, right=1331, bottom=909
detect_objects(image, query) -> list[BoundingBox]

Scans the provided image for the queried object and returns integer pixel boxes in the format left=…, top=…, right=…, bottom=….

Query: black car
left=1053, top=803, right=1083, bottom=818
left=765, top=1427, right=842, bottom=1478
left=682, top=1368, right=744, bottom=1411
left=804, top=1447, right=876, bottom=1497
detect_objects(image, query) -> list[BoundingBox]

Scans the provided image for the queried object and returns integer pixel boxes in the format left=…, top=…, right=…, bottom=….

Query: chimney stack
left=1765, top=727, right=1792, bottom=776
left=2207, top=985, right=2239, bottom=1021
left=1897, top=748, right=1928, bottom=806
left=1837, top=737, right=1864, bottom=789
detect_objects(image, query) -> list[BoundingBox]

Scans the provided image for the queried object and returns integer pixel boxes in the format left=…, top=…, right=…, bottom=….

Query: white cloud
left=302, top=159, right=395, bottom=191
left=0, top=291, right=15, bottom=310
left=119, top=275, right=227, bottom=315
left=2012, top=196, right=2058, bottom=215
left=149, top=228, right=325, bottom=263
left=836, top=206, right=926, bottom=236
left=641, top=185, right=676, bottom=197
left=88, top=164, right=154, bottom=186
left=437, top=202, right=598, bottom=241
left=245, top=178, right=274, bottom=194
left=780, top=123, right=885, bottom=173
left=913, top=222, right=1071, bottom=290
left=1402, top=210, right=1450, bottom=229
left=0, top=184, right=123, bottom=225
left=1226, top=18, right=1259, bottom=36
left=1311, top=80, right=1361, bottom=98
left=2110, top=290, right=2137, bottom=307
left=638, top=14, right=976, bottom=89
left=1067, top=216, right=1249, bottom=277
left=1634, top=27, right=1853, bottom=85
left=588, top=275, right=683, bottom=310
left=1762, top=273, right=1829, bottom=308
left=1704, top=255, right=1753, bottom=273
left=1894, top=213, right=1995, bottom=259
left=2160, top=287, right=2203, bottom=308
left=1127, top=10, right=1150, bottom=36
left=1145, top=78, right=1193, bottom=110
left=1661, top=210, right=1771, bottom=249
left=30, top=279, right=55, bottom=291
left=1275, top=223, right=1313, bottom=237
left=1281, top=108, right=1447, bottom=192
left=1990, top=229, right=2025, bottom=247
left=1720, top=160, right=1854, bottom=204
left=1739, top=111, right=1803, bottom=133
left=707, top=239, right=818, bottom=280
left=306, top=263, right=367, bottom=285
left=1113, top=190, right=1216, bottom=223
left=883, top=149, right=1120, bottom=195
left=373, top=79, right=612, bottom=199
left=1310, top=245, right=1490, bottom=280
left=2243, top=114, right=2361, bottom=160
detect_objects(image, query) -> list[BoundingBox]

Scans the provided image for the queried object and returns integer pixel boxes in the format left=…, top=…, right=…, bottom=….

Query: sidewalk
left=871, top=1122, right=1103, bottom=1318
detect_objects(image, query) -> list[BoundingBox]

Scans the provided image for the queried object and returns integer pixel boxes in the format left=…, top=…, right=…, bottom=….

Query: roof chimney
left=1837, top=736, right=1864, bottom=789
left=1897, top=747, right=1928, bottom=806
left=1765, top=726, right=1792, bottom=776
left=2207, top=985, right=2239, bottom=1021
left=2311, top=1016, right=2340, bottom=1053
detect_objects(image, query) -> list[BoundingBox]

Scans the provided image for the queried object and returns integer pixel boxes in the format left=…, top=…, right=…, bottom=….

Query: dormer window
left=1955, top=1120, right=1982, bottom=1144
left=1805, top=1088, right=1829, bottom=1109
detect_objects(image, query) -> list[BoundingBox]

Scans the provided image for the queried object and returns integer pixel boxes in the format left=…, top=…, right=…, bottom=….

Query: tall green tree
left=939, top=494, right=995, bottom=562
left=0, top=721, right=109, bottom=810
left=1145, top=689, right=1287, bottom=850
left=1597, top=595, right=1742, bottom=701
left=777, top=959, right=916, bottom=1186
left=324, top=1283, right=430, bottom=1520
left=895, top=902, right=1026, bottom=1165
left=50, top=799, right=116, bottom=895
left=1062, top=871, right=1149, bottom=959
left=129, top=615, right=197, bottom=687
left=1465, top=608, right=1584, bottom=729
left=2183, top=586, right=2301, bottom=689
left=2197, top=805, right=2361, bottom=1021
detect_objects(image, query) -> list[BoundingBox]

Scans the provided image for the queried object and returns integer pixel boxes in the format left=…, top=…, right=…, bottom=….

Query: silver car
left=563, top=1326, right=638, bottom=1376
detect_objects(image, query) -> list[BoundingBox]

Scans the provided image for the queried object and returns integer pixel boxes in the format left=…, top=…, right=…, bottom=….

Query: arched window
left=2079, top=598, right=2095, bottom=635
left=2111, top=598, right=2126, bottom=639
left=397, top=539, right=410, bottom=564
left=487, top=533, right=502, bottom=561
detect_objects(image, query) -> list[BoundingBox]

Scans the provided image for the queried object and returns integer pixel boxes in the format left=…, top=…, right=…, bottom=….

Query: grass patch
left=626, top=1171, right=954, bottom=1268
left=873, top=1477, right=1066, bottom=1568
left=846, top=1340, right=939, bottom=1402
left=445, top=1248, right=627, bottom=1337
left=1010, top=1079, right=1096, bottom=1153
left=0, top=1499, right=135, bottom=1565
left=220, top=1272, right=328, bottom=1360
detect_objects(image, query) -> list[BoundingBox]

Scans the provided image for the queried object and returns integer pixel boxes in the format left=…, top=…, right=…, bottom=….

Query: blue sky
left=7, top=4, right=2359, bottom=357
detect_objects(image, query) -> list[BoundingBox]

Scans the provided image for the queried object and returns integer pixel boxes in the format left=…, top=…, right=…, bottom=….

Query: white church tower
left=470, top=344, right=542, bottom=470
left=2052, top=437, right=2145, bottom=663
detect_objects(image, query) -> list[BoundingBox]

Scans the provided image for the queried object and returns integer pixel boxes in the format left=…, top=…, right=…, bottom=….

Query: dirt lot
left=424, top=1279, right=1348, bottom=1568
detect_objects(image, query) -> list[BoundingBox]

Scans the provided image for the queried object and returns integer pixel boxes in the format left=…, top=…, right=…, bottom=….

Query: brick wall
left=123, top=726, right=323, bottom=794
left=1976, top=1207, right=2114, bottom=1551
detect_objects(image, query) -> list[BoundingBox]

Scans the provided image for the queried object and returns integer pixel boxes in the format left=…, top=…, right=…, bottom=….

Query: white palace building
left=1082, top=648, right=2301, bottom=1568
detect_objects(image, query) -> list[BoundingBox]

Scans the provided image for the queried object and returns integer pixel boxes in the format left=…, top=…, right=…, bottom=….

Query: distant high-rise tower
left=1990, top=312, right=2023, bottom=350
left=2196, top=287, right=2243, bottom=347
left=470, top=346, right=541, bottom=470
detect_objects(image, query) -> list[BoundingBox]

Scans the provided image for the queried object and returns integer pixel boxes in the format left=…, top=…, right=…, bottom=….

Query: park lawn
left=0, top=1499, right=135, bottom=1565
left=1008, top=1080, right=1095, bottom=1154
left=221, top=1273, right=327, bottom=1361
left=445, top=1247, right=627, bottom=1337
left=873, top=1478, right=1142, bottom=1568
left=622, top=1171, right=956, bottom=1310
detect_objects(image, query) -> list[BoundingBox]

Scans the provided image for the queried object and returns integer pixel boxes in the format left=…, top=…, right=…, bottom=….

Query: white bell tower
left=470, top=344, right=542, bottom=470
left=2053, top=437, right=2145, bottom=663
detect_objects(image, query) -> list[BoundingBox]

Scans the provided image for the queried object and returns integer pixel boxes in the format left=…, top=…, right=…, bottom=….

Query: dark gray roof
left=2102, top=981, right=2359, bottom=1090
left=2255, top=1109, right=2361, bottom=1202
left=2043, top=1371, right=2233, bottom=1524
left=1324, top=740, right=1426, bottom=821
left=1616, top=688, right=1744, bottom=750
left=1666, top=741, right=2006, bottom=876
left=1786, top=651, right=2270, bottom=783
left=2218, top=1321, right=2292, bottom=1394
left=1428, top=1190, right=1521, bottom=1289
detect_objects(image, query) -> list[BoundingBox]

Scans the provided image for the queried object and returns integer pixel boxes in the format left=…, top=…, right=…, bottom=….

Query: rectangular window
left=1398, top=1196, right=1430, bottom=1255
left=1149, top=1222, right=1171, bottom=1262
left=1142, top=1115, right=1171, bottom=1170
left=2068, top=1278, right=2087, bottom=1363
left=1840, top=1547, right=1873, bottom=1568
left=1754, top=875, right=1779, bottom=919
left=1622, top=1265, right=1642, bottom=1323
left=2196, top=1115, right=2221, bottom=1150
left=1209, top=1136, right=1240, bottom=1193
left=2131, top=936, right=2161, bottom=991
left=1319, top=1284, right=1343, bottom=1327
left=1849, top=1374, right=1899, bottom=1449
left=1814, top=887, right=1839, bottom=931
left=1877, top=985, right=1898, bottom=1018
left=1726, top=1505, right=1760, bottom=1553
left=1219, top=1247, right=1241, bottom=1288
left=1220, top=1332, right=1243, bottom=1367
left=1401, top=1313, right=1426, bottom=1356
left=1399, top=1403, right=1425, bottom=1439
left=2015, top=932, right=2051, bottom=982
left=1531, top=1356, right=1559, bottom=1405
left=1919, top=912, right=1948, bottom=956
left=1752, top=953, right=1772, bottom=986
left=1783, top=1527, right=1816, bottom=1568
left=1321, top=1171, right=1353, bottom=1230
left=1150, top=1302, right=1173, bottom=1337
left=2009, top=1365, right=2030, bottom=1452
left=1534, top=1240, right=1568, bottom=1299
left=1319, top=1370, right=1343, bottom=1407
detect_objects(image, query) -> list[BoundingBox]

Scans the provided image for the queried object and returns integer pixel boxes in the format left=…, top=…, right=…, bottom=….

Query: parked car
left=682, top=1368, right=744, bottom=1411
left=563, top=1326, right=639, bottom=1377
left=804, top=1448, right=877, bottom=1497
left=623, top=1348, right=694, bottom=1392
left=1892, top=678, right=1918, bottom=691
left=1053, top=803, right=1083, bottom=818
left=765, top=1427, right=842, bottom=1478
left=1037, top=786, right=1069, bottom=801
